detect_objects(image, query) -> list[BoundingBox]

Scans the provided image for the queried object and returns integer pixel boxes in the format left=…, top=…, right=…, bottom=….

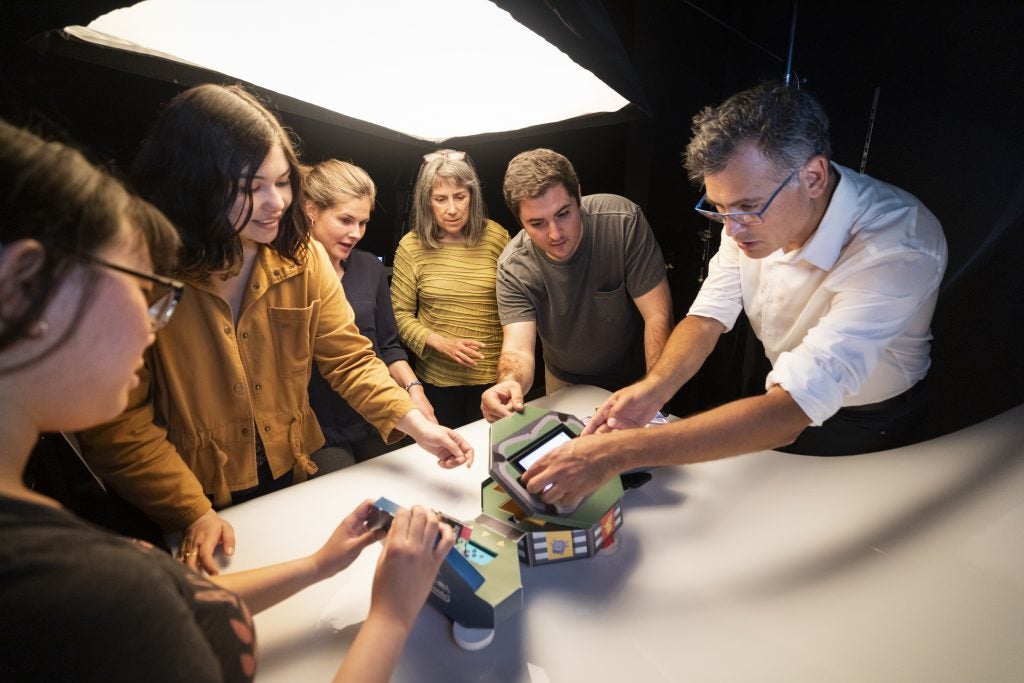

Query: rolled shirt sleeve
left=767, top=249, right=945, bottom=425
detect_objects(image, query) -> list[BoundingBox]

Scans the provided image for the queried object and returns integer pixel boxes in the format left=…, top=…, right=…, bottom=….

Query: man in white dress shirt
left=520, top=82, right=948, bottom=509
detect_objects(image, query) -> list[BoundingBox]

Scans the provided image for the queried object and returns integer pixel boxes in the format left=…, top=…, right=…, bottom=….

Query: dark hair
left=125, top=194, right=182, bottom=277
left=0, top=118, right=179, bottom=366
left=684, top=82, right=831, bottom=184
left=132, top=84, right=309, bottom=280
left=502, top=148, right=581, bottom=220
left=411, top=150, right=488, bottom=248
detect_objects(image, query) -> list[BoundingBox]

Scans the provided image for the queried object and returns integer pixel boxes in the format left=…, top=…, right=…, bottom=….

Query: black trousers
left=778, top=379, right=931, bottom=456
left=422, top=382, right=489, bottom=429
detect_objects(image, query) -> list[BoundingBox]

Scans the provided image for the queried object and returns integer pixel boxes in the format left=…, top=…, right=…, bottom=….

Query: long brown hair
left=132, top=84, right=310, bottom=280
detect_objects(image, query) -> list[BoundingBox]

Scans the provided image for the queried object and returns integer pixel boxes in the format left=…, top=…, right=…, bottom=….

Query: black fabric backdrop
left=2, top=0, right=1021, bottom=442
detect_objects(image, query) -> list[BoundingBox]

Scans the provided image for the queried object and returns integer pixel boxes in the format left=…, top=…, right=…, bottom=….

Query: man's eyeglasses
left=694, top=169, right=798, bottom=225
left=422, top=149, right=467, bottom=164
left=81, top=254, right=184, bottom=331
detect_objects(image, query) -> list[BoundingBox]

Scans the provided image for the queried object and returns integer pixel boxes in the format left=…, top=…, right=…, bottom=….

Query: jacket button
left=241, top=427, right=248, bottom=436
left=241, top=332, right=249, bottom=339
left=233, top=383, right=243, bottom=393
left=263, top=425, right=271, bottom=432
left=223, top=325, right=231, bottom=335
left=254, top=384, right=262, bottom=391
left=252, top=283, right=261, bottom=290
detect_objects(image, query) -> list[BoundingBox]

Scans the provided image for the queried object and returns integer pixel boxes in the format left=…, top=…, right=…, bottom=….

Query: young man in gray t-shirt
left=480, top=148, right=672, bottom=422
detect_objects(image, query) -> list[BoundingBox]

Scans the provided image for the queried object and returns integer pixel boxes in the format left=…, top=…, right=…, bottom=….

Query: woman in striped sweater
left=391, top=150, right=509, bottom=427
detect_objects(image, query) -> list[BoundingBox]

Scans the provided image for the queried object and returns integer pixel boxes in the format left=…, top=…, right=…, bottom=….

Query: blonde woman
left=304, top=159, right=436, bottom=468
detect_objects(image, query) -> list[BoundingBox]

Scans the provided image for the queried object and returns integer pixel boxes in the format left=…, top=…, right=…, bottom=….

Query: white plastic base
left=452, top=622, right=495, bottom=650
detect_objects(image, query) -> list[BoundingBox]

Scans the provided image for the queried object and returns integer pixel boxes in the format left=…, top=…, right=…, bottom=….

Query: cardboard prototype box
left=369, top=407, right=626, bottom=636
left=482, top=480, right=623, bottom=565
left=429, top=512, right=524, bottom=630
left=485, top=407, right=625, bottom=566
left=370, top=497, right=524, bottom=631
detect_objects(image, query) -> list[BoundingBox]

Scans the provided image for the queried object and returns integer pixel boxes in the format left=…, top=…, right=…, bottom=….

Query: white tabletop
left=218, top=385, right=1024, bottom=682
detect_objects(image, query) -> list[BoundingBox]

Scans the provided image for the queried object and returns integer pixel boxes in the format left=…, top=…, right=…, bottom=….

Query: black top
left=0, top=494, right=256, bottom=682
left=308, top=249, right=409, bottom=445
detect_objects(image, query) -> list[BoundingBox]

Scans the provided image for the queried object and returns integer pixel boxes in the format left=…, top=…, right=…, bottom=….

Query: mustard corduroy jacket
left=78, top=240, right=414, bottom=530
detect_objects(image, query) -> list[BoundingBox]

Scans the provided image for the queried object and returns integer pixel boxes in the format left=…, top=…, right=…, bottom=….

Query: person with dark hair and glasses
left=77, top=84, right=473, bottom=576
left=0, top=119, right=453, bottom=682
left=516, top=82, right=948, bottom=512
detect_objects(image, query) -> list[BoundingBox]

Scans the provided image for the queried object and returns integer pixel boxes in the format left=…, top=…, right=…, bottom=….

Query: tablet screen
left=510, top=425, right=574, bottom=473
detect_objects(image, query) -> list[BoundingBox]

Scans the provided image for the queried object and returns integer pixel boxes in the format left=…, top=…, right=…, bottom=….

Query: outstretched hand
left=581, top=381, right=663, bottom=436
left=399, top=410, right=474, bottom=468
left=418, top=423, right=474, bottom=468
left=480, top=380, right=525, bottom=423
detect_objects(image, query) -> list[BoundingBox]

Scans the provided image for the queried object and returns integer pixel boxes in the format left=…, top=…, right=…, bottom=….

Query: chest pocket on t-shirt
left=268, top=303, right=317, bottom=377
left=593, top=281, right=630, bottom=324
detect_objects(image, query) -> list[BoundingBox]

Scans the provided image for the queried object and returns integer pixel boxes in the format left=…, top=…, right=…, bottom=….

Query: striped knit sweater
left=390, top=220, right=509, bottom=386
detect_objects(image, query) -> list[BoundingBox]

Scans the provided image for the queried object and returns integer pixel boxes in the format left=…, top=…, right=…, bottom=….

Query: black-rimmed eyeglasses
left=694, top=169, right=798, bottom=225
left=81, top=255, right=184, bottom=331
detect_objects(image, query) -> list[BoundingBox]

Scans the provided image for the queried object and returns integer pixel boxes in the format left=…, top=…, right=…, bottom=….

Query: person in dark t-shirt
left=481, top=148, right=673, bottom=422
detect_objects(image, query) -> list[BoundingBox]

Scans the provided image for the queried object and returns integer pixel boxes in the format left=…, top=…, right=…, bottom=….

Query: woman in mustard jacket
left=79, top=85, right=473, bottom=574
left=0, top=119, right=454, bottom=683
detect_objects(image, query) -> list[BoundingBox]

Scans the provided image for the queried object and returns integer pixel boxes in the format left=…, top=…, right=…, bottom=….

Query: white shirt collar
left=785, top=163, right=854, bottom=271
